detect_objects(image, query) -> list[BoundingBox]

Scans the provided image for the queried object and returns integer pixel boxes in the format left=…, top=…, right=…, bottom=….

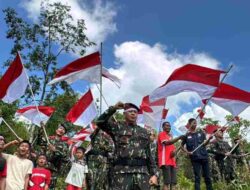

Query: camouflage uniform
left=37, top=130, right=69, bottom=190
left=86, top=129, right=114, bottom=190
left=208, top=139, right=235, bottom=183
left=96, top=106, right=158, bottom=190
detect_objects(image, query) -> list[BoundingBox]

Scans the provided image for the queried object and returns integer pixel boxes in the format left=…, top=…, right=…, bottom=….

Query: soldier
left=208, top=128, right=235, bottom=183
left=85, top=127, right=114, bottom=190
left=96, top=102, right=158, bottom=190
left=38, top=122, right=69, bottom=190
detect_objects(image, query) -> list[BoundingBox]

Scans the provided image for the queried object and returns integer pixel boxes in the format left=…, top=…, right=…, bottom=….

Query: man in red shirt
left=158, top=122, right=183, bottom=190
left=0, top=134, right=6, bottom=190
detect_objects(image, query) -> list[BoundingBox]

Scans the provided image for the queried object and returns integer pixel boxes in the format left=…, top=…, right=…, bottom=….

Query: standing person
left=85, top=128, right=114, bottom=190
left=158, top=122, right=183, bottom=190
left=96, top=102, right=158, bottom=190
left=181, top=118, right=213, bottom=190
left=65, top=147, right=88, bottom=190
left=38, top=122, right=69, bottom=190
left=3, top=140, right=33, bottom=190
left=28, top=154, right=51, bottom=190
left=0, top=134, right=7, bottom=190
left=208, top=129, right=235, bottom=183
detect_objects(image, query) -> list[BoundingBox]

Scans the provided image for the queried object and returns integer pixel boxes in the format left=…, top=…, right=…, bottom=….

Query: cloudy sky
left=1, top=0, right=250, bottom=134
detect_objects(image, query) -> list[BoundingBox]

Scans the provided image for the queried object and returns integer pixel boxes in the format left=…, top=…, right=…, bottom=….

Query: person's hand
left=40, top=121, right=45, bottom=128
left=179, top=135, right=186, bottom=140
left=187, top=151, right=193, bottom=156
left=170, top=150, right=176, bottom=158
left=48, top=144, right=56, bottom=152
left=114, top=102, right=124, bottom=110
left=12, top=139, right=20, bottom=145
left=225, top=152, right=231, bottom=157
left=149, top=175, right=158, bottom=186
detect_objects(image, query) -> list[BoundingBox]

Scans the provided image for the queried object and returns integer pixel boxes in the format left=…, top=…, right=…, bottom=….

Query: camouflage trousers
left=86, top=155, right=110, bottom=190
left=111, top=173, right=150, bottom=190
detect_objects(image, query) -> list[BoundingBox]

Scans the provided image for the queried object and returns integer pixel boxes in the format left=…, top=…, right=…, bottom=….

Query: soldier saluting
left=96, top=102, right=158, bottom=190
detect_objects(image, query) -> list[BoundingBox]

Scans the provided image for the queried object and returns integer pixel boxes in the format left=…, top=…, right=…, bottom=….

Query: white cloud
left=91, top=41, right=223, bottom=117
left=20, top=0, right=117, bottom=52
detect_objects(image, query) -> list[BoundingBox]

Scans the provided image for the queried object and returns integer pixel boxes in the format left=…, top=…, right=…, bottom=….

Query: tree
left=3, top=1, right=95, bottom=104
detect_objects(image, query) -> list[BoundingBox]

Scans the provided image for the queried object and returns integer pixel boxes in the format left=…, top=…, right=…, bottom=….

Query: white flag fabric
left=137, top=95, right=166, bottom=129
left=48, top=52, right=101, bottom=85
left=150, top=64, right=225, bottom=101
left=66, top=89, right=97, bottom=127
left=15, top=106, right=55, bottom=127
left=0, top=53, right=28, bottom=103
left=102, top=67, right=121, bottom=88
left=209, top=83, right=250, bottom=116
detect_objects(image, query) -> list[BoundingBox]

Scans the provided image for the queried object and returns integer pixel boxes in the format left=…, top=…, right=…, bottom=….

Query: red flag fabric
left=15, top=106, right=55, bottom=127
left=150, top=64, right=225, bottom=101
left=162, top=109, right=168, bottom=119
left=0, top=53, right=28, bottom=103
left=210, top=83, right=250, bottom=116
left=197, top=108, right=205, bottom=119
left=48, top=52, right=101, bottom=85
left=204, top=124, right=219, bottom=134
left=66, top=89, right=97, bottom=127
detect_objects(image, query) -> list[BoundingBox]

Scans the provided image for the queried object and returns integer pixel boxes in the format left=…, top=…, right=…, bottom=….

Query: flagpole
left=1, top=117, right=22, bottom=140
left=195, top=64, right=233, bottom=120
left=100, top=43, right=103, bottom=115
left=18, top=52, right=50, bottom=143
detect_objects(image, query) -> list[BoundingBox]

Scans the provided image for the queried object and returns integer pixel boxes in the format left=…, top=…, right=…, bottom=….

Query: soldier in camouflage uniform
left=85, top=127, right=114, bottom=190
left=38, top=122, right=69, bottom=190
left=96, top=102, right=158, bottom=190
left=208, top=129, right=235, bottom=183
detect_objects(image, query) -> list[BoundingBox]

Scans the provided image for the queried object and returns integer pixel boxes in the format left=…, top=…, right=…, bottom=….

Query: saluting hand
left=114, top=102, right=124, bottom=110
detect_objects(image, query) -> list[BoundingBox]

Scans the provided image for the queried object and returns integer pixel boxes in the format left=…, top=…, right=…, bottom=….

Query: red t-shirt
left=28, top=168, right=51, bottom=190
left=0, top=162, right=7, bottom=178
left=157, top=131, right=176, bottom=167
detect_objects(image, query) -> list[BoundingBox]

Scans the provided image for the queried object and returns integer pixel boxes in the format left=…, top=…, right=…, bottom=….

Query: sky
left=1, top=0, right=250, bottom=136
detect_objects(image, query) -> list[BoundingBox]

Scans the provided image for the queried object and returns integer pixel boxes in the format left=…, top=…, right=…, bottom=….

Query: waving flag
left=137, top=95, right=166, bottom=129
left=15, top=106, right=55, bottom=126
left=48, top=52, right=101, bottom=85
left=0, top=53, right=28, bottom=103
left=209, top=83, right=250, bottom=116
left=102, top=67, right=121, bottom=88
left=150, top=64, right=225, bottom=101
left=66, top=89, right=97, bottom=127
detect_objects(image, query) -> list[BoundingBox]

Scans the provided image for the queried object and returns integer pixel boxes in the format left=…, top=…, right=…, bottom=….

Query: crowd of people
left=0, top=102, right=248, bottom=190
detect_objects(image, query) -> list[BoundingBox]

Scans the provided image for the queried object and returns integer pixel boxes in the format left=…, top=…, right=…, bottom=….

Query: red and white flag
left=137, top=95, right=166, bottom=129
left=209, top=83, right=250, bottom=116
left=150, top=64, right=225, bottom=101
left=0, top=53, right=28, bottom=103
left=102, top=67, right=121, bottom=88
left=71, top=127, right=92, bottom=141
left=15, top=106, right=55, bottom=127
left=48, top=52, right=101, bottom=85
left=66, top=89, right=97, bottom=127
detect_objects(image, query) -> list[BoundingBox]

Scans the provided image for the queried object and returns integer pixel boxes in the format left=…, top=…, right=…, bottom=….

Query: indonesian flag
left=209, top=83, right=250, bottom=116
left=137, top=95, right=166, bottom=129
left=197, top=108, right=205, bottom=119
left=48, top=52, right=101, bottom=85
left=102, top=67, right=121, bottom=88
left=15, top=106, right=55, bottom=127
left=66, top=89, right=97, bottom=127
left=162, top=109, right=168, bottom=120
left=0, top=53, right=28, bottom=103
left=150, top=64, right=225, bottom=101
left=71, top=127, right=92, bottom=141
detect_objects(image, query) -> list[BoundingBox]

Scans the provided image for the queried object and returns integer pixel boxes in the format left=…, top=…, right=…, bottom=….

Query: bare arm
left=0, top=178, right=6, bottom=190
left=24, top=174, right=30, bottom=190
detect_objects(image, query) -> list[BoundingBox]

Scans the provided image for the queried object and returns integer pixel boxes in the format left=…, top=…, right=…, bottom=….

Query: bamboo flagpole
left=19, top=53, right=50, bottom=143
left=1, top=117, right=22, bottom=141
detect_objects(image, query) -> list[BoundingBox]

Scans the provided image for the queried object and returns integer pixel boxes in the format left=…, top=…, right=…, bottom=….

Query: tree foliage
left=2, top=1, right=95, bottom=104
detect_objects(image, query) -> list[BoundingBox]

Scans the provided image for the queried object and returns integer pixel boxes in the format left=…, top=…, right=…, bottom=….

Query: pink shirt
left=157, top=131, right=176, bottom=167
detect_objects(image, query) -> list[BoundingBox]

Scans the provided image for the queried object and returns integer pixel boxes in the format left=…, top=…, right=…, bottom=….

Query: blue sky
left=1, top=0, right=250, bottom=132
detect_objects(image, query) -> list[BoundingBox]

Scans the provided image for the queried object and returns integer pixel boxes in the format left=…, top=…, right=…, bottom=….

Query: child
left=65, top=147, right=88, bottom=190
left=28, top=154, right=51, bottom=190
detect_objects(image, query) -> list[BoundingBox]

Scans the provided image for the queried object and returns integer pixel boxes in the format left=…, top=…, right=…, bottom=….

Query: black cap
left=59, top=123, right=68, bottom=133
left=124, top=103, right=140, bottom=112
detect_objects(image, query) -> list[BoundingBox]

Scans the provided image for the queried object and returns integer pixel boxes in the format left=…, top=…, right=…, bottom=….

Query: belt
left=114, top=158, right=147, bottom=166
